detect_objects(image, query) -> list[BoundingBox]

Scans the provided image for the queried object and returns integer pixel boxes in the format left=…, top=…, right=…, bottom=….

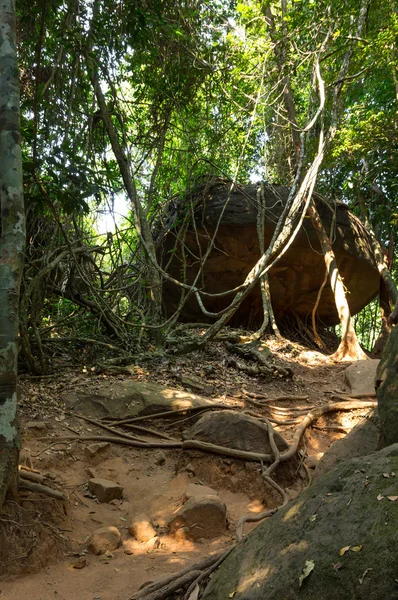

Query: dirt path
left=0, top=340, right=375, bottom=600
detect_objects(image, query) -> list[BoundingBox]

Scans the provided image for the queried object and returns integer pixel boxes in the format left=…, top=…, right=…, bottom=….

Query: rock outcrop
left=159, top=182, right=379, bottom=326
left=376, top=324, right=398, bottom=446
left=184, top=410, right=289, bottom=456
left=64, top=380, right=216, bottom=420
left=202, top=445, right=398, bottom=600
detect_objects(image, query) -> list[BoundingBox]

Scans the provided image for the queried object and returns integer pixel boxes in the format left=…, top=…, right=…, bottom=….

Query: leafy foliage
left=14, top=0, right=398, bottom=366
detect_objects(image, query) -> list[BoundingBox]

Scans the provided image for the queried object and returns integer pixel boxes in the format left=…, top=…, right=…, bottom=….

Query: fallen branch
left=18, top=478, right=68, bottom=500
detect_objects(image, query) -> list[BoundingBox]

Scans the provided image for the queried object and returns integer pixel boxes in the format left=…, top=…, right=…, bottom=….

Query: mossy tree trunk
left=376, top=324, right=398, bottom=446
left=0, top=0, right=25, bottom=511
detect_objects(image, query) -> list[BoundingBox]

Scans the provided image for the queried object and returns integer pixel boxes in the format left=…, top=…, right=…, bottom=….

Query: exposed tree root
left=104, top=404, right=232, bottom=427
left=131, top=551, right=229, bottom=600
left=18, top=478, right=68, bottom=501
left=225, top=342, right=292, bottom=378
left=74, top=413, right=178, bottom=442
left=332, top=392, right=376, bottom=400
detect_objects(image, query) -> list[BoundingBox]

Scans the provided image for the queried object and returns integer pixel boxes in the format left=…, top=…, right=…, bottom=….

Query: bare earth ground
left=0, top=337, right=375, bottom=600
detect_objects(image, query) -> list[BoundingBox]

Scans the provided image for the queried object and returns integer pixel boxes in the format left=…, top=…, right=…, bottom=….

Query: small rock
left=168, top=497, right=226, bottom=541
left=88, top=478, right=124, bottom=503
left=345, top=359, right=380, bottom=396
left=285, top=488, right=300, bottom=501
left=184, top=483, right=219, bottom=503
left=143, top=536, right=160, bottom=552
left=84, top=442, right=111, bottom=459
left=305, top=452, right=324, bottom=469
left=86, top=468, right=97, bottom=478
left=25, top=421, right=46, bottom=431
left=174, top=526, right=190, bottom=542
left=179, top=375, right=216, bottom=396
left=88, top=526, right=121, bottom=555
left=128, top=514, right=157, bottom=542
left=182, top=463, right=195, bottom=475
left=72, top=556, right=87, bottom=569
left=154, top=451, right=166, bottom=466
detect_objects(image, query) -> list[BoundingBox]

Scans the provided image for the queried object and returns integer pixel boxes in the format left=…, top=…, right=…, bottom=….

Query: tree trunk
left=0, top=0, right=25, bottom=510
left=307, top=201, right=366, bottom=360
left=84, top=0, right=163, bottom=343
left=264, top=0, right=370, bottom=360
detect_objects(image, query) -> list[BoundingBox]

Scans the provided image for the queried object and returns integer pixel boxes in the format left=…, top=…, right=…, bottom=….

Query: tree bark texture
left=0, top=0, right=25, bottom=510
left=84, top=1, right=162, bottom=339
left=307, top=201, right=365, bottom=360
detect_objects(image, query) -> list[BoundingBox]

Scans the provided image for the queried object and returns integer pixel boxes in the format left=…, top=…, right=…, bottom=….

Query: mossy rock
left=202, top=445, right=398, bottom=600
left=376, top=325, right=398, bottom=446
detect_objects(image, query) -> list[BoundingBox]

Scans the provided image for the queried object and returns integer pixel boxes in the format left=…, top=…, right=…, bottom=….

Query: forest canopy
left=10, top=0, right=398, bottom=368
left=1, top=0, right=398, bottom=580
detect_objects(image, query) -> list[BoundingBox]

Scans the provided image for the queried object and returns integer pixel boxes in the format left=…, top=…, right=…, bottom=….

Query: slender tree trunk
left=0, top=0, right=25, bottom=510
left=306, top=202, right=366, bottom=360
left=264, top=0, right=370, bottom=360
left=84, top=0, right=163, bottom=342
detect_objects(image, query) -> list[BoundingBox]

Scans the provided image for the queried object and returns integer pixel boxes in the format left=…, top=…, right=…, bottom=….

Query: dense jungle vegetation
left=0, top=0, right=397, bottom=508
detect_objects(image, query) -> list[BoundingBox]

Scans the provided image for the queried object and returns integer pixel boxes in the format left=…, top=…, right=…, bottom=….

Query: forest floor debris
left=0, top=335, right=378, bottom=599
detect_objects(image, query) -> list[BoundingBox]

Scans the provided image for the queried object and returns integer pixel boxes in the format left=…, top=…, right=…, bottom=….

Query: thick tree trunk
left=0, top=0, right=25, bottom=510
left=307, top=201, right=366, bottom=360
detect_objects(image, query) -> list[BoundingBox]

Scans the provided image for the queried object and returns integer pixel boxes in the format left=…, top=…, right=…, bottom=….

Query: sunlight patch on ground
left=283, top=501, right=304, bottom=522
left=247, top=499, right=266, bottom=513
left=237, top=565, right=275, bottom=595
left=279, top=540, right=309, bottom=555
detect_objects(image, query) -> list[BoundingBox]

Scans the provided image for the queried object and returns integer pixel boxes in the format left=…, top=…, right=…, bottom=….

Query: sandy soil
left=0, top=338, right=375, bottom=600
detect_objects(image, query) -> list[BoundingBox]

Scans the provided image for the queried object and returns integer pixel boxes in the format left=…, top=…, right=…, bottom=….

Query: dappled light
left=1, top=0, right=396, bottom=597
left=282, top=501, right=304, bottom=522
left=236, top=565, right=275, bottom=596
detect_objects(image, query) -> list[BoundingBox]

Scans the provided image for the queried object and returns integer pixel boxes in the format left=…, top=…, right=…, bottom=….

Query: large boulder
left=202, top=445, right=398, bottom=600
left=64, top=380, right=216, bottom=420
left=376, top=325, right=398, bottom=446
left=184, top=410, right=289, bottom=455
left=313, top=414, right=380, bottom=479
left=159, top=182, right=379, bottom=326
left=345, top=360, right=380, bottom=396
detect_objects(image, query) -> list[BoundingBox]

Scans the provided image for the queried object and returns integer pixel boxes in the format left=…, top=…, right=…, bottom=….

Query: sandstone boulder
left=160, top=182, right=379, bottom=326
left=88, top=478, right=124, bottom=503
left=202, top=445, right=398, bottom=600
left=169, top=497, right=226, bottom=541
left=184, top=410, right=289, bottom=455
left=89, top=526, right=121, bottom=555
